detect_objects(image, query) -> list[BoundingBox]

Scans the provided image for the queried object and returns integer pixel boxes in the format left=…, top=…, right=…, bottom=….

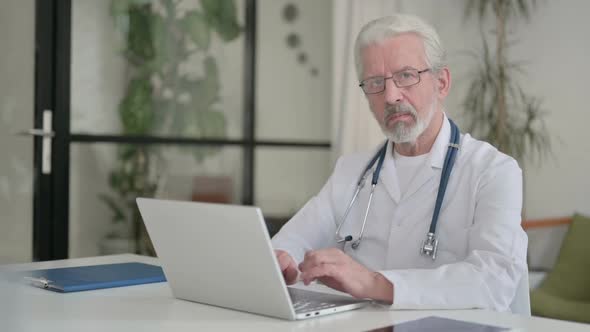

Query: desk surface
left=1, top=254, right=588, bottom=332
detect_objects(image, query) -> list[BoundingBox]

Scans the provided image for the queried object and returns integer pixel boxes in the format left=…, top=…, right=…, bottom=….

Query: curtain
left=331, top=0, right=403, bottom=162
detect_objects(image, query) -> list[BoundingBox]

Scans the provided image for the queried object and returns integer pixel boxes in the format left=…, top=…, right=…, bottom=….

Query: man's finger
left=276, top=254, right=288, bottom=270
left=276, top=250, right=293, bottom=271
left=275, top=250, right=299, bottom=284
left=300, top=263, right=341, bottom=285
left=283, top=263, right=298, bottom=285
left=299, top=249, right=344, bottom=271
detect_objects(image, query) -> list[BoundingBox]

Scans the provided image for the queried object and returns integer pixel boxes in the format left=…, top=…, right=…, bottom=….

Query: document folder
left=23, top=262, right=166, bottom=293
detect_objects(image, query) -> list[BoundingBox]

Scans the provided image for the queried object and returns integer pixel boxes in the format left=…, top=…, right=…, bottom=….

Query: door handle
left=17, top=128, right=55, bottom=137
left=16, top=110, right=54, bottom=174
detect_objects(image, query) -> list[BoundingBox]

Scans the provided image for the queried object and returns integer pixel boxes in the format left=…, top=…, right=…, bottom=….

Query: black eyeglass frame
left=359, top=68, right=431, bottom=94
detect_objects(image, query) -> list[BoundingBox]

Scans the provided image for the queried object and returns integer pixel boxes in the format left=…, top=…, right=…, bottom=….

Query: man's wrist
left=366, top=272, right=394, bottom=304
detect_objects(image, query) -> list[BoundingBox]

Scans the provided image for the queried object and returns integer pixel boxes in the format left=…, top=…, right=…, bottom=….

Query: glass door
left=67, top=0, right=248, bottom=257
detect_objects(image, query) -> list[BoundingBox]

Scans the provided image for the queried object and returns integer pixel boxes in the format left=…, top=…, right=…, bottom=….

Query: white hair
left=354, top=14, right=447, bottom=80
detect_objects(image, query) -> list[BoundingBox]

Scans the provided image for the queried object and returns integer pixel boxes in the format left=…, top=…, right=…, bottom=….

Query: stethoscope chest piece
left=420, top=232, right=438, bottom=260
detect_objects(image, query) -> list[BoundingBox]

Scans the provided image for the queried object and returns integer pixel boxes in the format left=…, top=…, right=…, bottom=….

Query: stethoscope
left=335, top=118, right=460, bottom=260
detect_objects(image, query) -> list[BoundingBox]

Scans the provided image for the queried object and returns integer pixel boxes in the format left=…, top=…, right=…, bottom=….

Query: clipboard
left=22, top=262, right=166, bottom=293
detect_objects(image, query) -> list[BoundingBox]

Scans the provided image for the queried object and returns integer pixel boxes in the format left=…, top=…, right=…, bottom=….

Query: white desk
left=1, top=254, right=588, bottom=332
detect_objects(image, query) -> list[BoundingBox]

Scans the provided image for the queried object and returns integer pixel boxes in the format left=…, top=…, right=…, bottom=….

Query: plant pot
left=192, top=175, right=233, bottom=203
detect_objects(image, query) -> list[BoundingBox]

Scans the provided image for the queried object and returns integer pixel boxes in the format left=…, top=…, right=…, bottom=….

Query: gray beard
left=380, top=101, right=436, bottom=143
left=387, top=121, right=421, bottom=143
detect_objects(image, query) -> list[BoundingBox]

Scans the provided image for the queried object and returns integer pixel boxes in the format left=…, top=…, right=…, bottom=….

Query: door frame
left=33, top=0, right=71, bottom=260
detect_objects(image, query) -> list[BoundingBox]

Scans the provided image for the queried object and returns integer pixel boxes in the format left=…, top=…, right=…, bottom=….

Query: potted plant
left=100, top=0, right=242, bottom=255
left=461, top=0, right=551, bottom=163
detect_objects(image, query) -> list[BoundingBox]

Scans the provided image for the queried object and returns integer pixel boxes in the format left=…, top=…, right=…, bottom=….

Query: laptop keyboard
left=288, top=287, right=346, bottom=313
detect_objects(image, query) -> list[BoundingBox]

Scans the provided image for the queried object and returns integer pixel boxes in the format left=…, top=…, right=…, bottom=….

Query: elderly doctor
left=272, top=14, right=527, bottom=312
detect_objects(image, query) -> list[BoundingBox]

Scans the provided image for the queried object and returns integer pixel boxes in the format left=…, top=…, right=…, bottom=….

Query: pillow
left=539, top=213, right=590, bottom=301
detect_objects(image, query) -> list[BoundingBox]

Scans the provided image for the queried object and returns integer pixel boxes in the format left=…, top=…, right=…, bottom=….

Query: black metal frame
left=69, top=134, right=330, bottom=148
left=33, top=0, right=55, bottom=261
left=33, top=0, right=71, bottom=260
left=34, top=0, right=330, bottom=260
left=53, top=0, right=72, bottom=260
left=242, top=0, right=256, bottom=205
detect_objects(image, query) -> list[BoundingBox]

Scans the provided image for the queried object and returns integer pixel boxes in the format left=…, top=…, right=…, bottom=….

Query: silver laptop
left=137, top=198, right=368, bottom=320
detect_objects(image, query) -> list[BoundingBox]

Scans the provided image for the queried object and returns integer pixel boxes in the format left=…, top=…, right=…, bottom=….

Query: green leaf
left=151, top=13, right=184, bottom=73
left=108, top=171, right=121, bottom=190
left=169, top=102, right=192, bottom=135
left=110, top=0, right=153, bottom=30
left=202, top=56, right=220, bottom=100
left=182, top=10, right=211, bottom=50
left=184, top=57, right=220, bottom=110
left=463, top=0, right=537, bottom=21
left=198, top=109, right=226, bottom=138
left=126, top=4, right=156, bottom=61
left=179, top=58, right=226, bottom=140
left=110, top=0, right=153, bottom=16
left=200, top=0, right=242, bottom=41
left=214, top=19, right=241, bottom=42
left=150, top=13, right=167, bottom=70
left=110, top=0, right=132, bottom=34
left=119, top=77, right=154, bottom=135
left=151, top=98, right=176, bottom=133
left=204, top=56, right=218, bottom=76
left=110, top=0, right=131, bottom=16
left=118, top=145, right=139, bottom=161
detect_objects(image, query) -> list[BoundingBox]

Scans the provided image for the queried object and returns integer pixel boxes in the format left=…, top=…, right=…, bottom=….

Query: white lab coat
left=272, top=115, right=528, bottom=312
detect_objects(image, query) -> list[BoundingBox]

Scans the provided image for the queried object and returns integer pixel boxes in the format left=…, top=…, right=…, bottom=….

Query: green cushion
left=536, top=213, right=590, bottom=301
left=531, top=213, right=590, bottom=323
left=531, top=288, right=590, bottom=323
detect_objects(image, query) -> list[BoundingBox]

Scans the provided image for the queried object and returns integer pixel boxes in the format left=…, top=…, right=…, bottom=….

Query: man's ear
left=436, top=67, right=451, bottom=99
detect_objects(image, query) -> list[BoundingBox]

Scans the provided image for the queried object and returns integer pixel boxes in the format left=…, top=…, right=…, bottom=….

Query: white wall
left=503, top=1, right=590, bottom=268
left=0, top=0, right=34, bottom=263
left=256, top=0, right=332, bottom=142
left=511, top=2, right=590, bottom=219
left=255, top=0, right=333, bottom=215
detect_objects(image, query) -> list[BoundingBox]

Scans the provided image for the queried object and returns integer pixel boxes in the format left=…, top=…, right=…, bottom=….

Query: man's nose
left=384, top=79, right=403, bottom=104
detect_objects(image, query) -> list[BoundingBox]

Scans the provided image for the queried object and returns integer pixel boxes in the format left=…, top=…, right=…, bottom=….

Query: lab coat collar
left=428, top=113, right=452, bottom=170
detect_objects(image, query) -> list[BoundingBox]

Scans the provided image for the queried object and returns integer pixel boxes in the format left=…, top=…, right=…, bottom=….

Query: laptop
left=137, top=198, right=369, bottom=320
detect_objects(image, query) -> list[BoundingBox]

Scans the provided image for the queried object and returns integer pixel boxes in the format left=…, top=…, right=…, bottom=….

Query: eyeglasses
left=359, top=68, right=431, bottom=94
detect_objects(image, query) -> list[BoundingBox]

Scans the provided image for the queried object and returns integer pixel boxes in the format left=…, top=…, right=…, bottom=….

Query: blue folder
left=23, top=262, right=166, bottom=293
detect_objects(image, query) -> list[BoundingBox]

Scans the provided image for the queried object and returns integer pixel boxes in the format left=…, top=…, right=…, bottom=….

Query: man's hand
left=275, top=250, right=299, bottom=285
left=298, top=248, right=394, bottom=303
